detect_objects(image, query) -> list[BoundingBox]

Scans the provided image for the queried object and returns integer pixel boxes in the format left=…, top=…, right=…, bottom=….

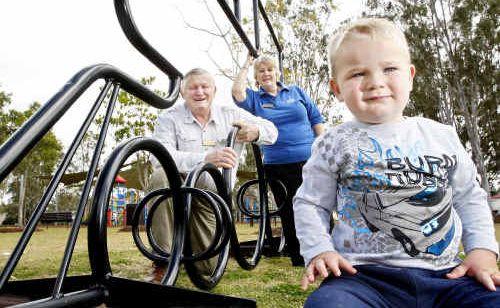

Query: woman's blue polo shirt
left=235, top=82, right=324, bottom=164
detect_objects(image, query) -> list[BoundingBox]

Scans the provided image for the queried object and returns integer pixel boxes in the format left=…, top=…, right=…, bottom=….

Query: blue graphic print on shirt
left=340, top=135, right=457, bottom=257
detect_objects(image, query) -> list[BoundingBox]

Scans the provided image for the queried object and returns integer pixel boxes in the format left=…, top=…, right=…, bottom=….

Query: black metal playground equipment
left=0, top=0, right=286, bottom=307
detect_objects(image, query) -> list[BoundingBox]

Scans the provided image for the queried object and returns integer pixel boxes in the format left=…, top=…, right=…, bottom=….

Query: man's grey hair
left=182, top=68, right=214, bottom=91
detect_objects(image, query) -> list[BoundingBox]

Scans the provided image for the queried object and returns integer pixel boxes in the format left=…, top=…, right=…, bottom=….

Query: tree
left=0, top=94, right=63, bottom=225
left=0, top=88, right=13, bottom=198
left=181, top=0, right=343, bottom=124
left=364, top=0, right=499, bottom=192
left=95, top=76, right=165, bottom=191
left=264, top=0, right=341, bottom=123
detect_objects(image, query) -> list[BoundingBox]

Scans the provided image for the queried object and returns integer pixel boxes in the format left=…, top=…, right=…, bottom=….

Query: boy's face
left=330, top=36, right=415, bottom=124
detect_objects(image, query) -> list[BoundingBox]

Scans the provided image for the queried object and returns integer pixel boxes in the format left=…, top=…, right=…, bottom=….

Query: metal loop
left=236, top=178, right=287, bottom=218
left=131, top=188, right=172, bottom=263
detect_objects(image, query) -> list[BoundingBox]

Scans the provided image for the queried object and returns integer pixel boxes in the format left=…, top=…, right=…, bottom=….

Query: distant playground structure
left=108, top=175, right=277, bottom=228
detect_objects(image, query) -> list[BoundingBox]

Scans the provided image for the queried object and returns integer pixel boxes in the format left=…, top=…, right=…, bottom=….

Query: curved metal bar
left=144, top=191, right=174, bottom=259
left=257, top=0, right=284, bottom=81
left=236, top=179, right=261, bottom=218
left=220, top=127, right=266, bottom=270
left=88, top=137, right=184, bottom=284
left=0, top=81, right=113, bottom=291
left=0, top=63, right=179, bottom=183
left=114, top=0, right=183, bottom=94
left=236, top=178, right=286, bottom=218
left=223, top=127, right=239, bottom=193
left=217, top=0, right=284, bottom=78
left=217, top=0, right=259, bottom=58
left=130, top=162, right=233, bottom=290
left=181, top=187, right=224, bottom=261
left=203, top=189, right=233, bottom=258
left=257, top=0, right=282, bottom=54
left=252, top=0, right=260, bottom=50
left=251, top=142, right=282, bottom=254
left=183, top=164, right=232, bottom=261
left=132, top=190, right=172, bottom=263
left=183, top=162, right=232, bottom=290
left=141, top=186, right=227, bottom=263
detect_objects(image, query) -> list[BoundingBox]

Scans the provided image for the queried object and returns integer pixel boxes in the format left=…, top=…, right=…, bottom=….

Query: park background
left=0, top=0, right=498, bottom=307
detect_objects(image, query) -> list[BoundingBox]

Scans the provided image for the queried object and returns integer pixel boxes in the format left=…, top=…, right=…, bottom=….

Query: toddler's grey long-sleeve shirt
left=294, top=117, right=498, bottom=270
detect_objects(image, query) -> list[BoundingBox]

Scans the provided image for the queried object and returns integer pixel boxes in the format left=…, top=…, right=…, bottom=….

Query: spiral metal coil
left=90, top=126, right=287, bottom=291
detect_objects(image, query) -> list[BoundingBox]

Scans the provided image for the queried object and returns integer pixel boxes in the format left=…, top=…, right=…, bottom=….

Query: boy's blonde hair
left=253, top=55, right=281, bottom=86
left=328, top=18, right=410, bottom=78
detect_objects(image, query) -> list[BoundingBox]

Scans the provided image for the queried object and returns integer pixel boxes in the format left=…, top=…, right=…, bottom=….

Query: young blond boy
left=293, top=18, right=499, bottom=307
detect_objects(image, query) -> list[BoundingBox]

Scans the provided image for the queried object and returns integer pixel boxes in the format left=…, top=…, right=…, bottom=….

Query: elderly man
left=148, top=68, right=277, bottom=282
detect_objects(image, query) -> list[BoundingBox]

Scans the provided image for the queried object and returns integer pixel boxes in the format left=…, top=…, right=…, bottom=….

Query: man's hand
left=446, top=249, right=500, bottom=291
left=204, top=147, right=238, bottom=169
left=301, top=251, right=357, bottom=290
left=233, top=120, right=259, bottom=142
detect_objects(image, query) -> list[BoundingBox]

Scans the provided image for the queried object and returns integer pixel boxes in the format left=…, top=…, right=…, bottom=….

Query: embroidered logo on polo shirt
left=262, top=103, right=275, bottom=108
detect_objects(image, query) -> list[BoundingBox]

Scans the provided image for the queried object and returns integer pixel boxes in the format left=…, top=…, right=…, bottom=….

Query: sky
left=0, top=0, right=363, bottom=148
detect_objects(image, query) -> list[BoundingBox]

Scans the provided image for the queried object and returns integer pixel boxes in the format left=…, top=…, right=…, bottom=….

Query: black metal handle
left=88, top=137, right=185, bottom=283
left=114, top=0, right=183, bottom=90
left=217, top=0, right=284, bottom=80
left=0, top=64, right=179, bottom=183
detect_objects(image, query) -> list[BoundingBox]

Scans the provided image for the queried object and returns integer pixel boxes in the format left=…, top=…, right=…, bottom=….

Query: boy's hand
left=446, top=249, right=500, bottom=291
left=300, top=251, right=357, bottom=290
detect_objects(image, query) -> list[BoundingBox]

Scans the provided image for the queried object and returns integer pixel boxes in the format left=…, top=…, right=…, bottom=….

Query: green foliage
left=110, top=76, right=162, bottom=142
left=94, top=77, right=166, bottom=191
left=54, top=185, right=81, bottom=212
left=265, top=0, right=341, bottom=124
left=0, top=87, right=63, bottom=225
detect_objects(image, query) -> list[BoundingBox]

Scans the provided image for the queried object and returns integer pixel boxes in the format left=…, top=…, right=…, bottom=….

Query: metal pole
left=253, top=0, right=260, bottom=50
left=52, top=81, right=117, bottom=298
left=233, top=0, right=241, bottom=22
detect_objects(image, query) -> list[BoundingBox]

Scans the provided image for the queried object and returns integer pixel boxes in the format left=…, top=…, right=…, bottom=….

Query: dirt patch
left=0, top=226, right=43, bottom=233
left=119, top=225, right=145, bottom=232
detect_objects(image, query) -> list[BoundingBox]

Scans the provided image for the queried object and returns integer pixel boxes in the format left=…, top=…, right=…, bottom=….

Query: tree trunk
left=455, top=87, right=490, bottom=194
left=431, top=1, right=490, bottom=194
left=17, top=171, right=27, bottom=227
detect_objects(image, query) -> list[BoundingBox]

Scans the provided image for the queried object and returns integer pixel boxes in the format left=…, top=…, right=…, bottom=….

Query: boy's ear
left=409, top=65, right=416, bottom=91
left=329, top=79, right=344, bottom=101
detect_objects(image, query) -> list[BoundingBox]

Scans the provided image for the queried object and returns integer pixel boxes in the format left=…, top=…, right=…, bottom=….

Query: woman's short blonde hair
left=253, top=55, right=280, bottom=86
left=328, top=18, right=410, bottom=78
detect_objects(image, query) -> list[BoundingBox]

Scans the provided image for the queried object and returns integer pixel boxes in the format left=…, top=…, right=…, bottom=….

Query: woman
left=232, top=55, right=324, bottom=266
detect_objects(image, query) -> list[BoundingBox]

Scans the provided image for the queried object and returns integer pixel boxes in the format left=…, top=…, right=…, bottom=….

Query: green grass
left=0, top=225, right=312, bottom=307
left=1, top=224, right=499, bottom=307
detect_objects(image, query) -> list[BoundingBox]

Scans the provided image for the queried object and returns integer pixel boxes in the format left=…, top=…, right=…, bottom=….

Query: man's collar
left=183, top=103, right=195, bottom=124
left=183, top=103, right=220, bottom=125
